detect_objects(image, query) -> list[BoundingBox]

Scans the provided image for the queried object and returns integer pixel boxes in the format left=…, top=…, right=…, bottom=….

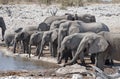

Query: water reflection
left=0, top=52, right=58, bottom=71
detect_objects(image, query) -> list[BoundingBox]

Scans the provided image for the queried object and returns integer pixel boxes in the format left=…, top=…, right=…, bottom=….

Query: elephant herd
left=0, top=13, right=120, bottom=71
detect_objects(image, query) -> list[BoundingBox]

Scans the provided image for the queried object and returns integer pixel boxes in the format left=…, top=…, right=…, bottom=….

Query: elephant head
left=0, top=17, right=6, bottom=41
left=64, top=34, right=109, bottom=66
left=38, top=22, right=49, bottom=31
left=74, top=14, right=96, bottom=23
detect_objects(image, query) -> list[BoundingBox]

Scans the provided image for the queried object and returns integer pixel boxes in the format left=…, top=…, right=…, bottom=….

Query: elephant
left=50, top=20, right=67, bottom=30
left=38, top=29, right=58, bottom=59
left=57, top=32, right=95, bottom=64
left=13, top=26, right=38, bottom=54
left=64, top=31, right=120, bottom=70
left=38, top=15, right=74, bottom=31
left=74, top=14, right=96, bottom=23
left=57, top=21, right=109, bottom=55
left=0, top=17, right=6, bottom=41
left=29, top=31, right=43, bottom=58
left=4, top=27, right=23, bottom=48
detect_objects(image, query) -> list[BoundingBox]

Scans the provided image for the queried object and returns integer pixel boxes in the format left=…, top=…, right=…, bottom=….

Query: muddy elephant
left=38, top=29, right=58, bottom=59
left=13, top=26, right=38, bottom=54
left=4, top=27, right=23, bottom=48
left=57, top=21, right=109, bottom=55
left=38, top=15, right=74, bottom=31
left=29, top=32, right=43, bottom=58
left=0, top=17, right=6, bottom=41
left=64, top=32, right=120, bottom=70
left=57, top=32, right=95, bottom=64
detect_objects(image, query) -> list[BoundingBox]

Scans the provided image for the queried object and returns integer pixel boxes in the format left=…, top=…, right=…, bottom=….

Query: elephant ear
left=52, top=30, right=58, bottom=42
left=89, top=36, right=108, bottom=54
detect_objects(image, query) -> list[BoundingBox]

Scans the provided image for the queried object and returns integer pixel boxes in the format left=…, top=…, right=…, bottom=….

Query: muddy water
left=0, top=52, right=58, bottom=71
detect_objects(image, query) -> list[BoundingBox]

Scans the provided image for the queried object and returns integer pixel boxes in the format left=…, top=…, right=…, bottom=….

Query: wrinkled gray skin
left=58, top=21, right=109, bottom=54
left=57, top=32, right=95, bottom=64
left=64, top=32, right=120, bottom=71
left=38, top=15, right=74, bottom=31
left=74, top=14, right=96, bottom=22
left=4, top=27, right=23, bottom=48
left=13, top=26, right=38, bottom=54
left=50, top=20, right=67, bottom=30
left=29, top=32, right=43, bottom=58
left=0, top=17, right=6, bottom=41
left=38, top=29, right=58, bottom=59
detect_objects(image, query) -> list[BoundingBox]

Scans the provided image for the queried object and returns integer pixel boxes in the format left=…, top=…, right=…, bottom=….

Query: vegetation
left=0, top=0, right=119, bottom=6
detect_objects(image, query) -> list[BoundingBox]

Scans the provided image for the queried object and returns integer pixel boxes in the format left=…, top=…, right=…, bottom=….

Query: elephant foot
left=57, top=60, right=62, bottom=64
left=90, top=54, right=96, bottom=64
left=1, top=39, right=4, bottom=41
left=105, top=59, right=114, bottom=65
left=81, top=60, right=86, bottom=66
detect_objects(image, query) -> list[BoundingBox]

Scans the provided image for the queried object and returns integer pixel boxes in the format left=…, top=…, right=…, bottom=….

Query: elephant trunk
left=57, top=30, right=66, bottom=53
left=57, top=44, right=65, bottom=64
left=38, top=40, right=45, bottom=59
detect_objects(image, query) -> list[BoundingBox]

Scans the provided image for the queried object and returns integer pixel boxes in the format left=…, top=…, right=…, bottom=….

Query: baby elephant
left=4, top=27, right=23, bottom=48
left=29, top=32, right=43, bottom=58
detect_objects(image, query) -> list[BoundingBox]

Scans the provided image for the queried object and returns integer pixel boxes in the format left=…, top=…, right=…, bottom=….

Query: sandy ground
left=0, top=3, right=120, bottom=79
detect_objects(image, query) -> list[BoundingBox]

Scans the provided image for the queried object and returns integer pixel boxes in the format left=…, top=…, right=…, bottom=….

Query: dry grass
left=0, top=0, right=119, bottom=6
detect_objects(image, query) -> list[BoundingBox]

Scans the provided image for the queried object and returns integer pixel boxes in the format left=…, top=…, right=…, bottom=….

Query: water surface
left=0, top=52, right=58, bottom=71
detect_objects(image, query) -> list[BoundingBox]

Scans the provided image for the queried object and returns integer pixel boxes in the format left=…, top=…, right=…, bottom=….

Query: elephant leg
left=72, top=50, right=78, bottom=64
left=90, top=54, right=96, bottom=64
left=36, top=43, right=41, bottom=56
left=26, top=43, right=29, bottom=54
left=29, top=44, right=31, bottom=58
left=22, top=41, right=26, bottom=53
left=65, top=56, right=68, bottom=63
left=13, top=41, right=17, bottom=53
left=53, top=43, right=57, bottom=57
left=79, top=52, right=85, bottom=65
left=49, top=42, right=53, bottom=56
left=57, top=52, right=64, bottom=64
left=69, top=51, right=73, bottom=60
left=1, top=29, right=5, bottom=41
left=96, top=52, right=105, bottom=71
left=105, top=59, right=114, bottom=65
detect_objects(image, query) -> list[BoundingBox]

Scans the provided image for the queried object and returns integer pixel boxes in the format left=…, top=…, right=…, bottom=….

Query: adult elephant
left=29, top=31, right=43, bottom=58
left=64, top=32, right=120, bottom=70
left=13, top=26, right=38, bottom=54
left=0, top=17, right=6, bottom=41
left=74, top=14, right=96, bottom=23
left=57, top=21, right=109, bottom=54
left=57, top=32, right=95, bottom=64
left=38, top=29, right=58, bottom=59
left=38, top=15, right=74, bottom=31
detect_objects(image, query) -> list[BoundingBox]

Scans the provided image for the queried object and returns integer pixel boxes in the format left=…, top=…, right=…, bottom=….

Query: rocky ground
left=0, top=3, right=120, bottom=79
